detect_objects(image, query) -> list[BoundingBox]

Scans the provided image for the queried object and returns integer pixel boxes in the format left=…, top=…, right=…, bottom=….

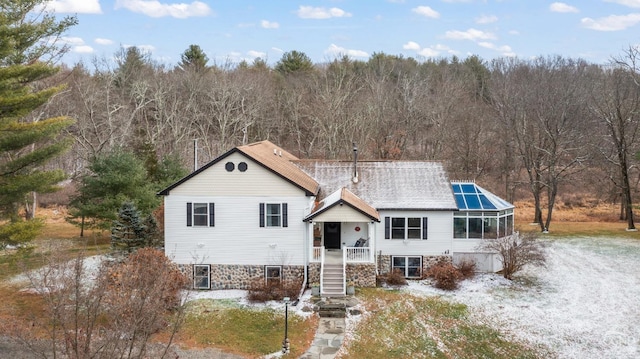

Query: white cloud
left=581, top=13, right=640, bottom=31
left=444, top=28, right=496, bottom=41
left=61, top=36, right=84, bottom=45
left=74, top=45, right=94, bottom=53
left=272, top=47, right=284, bottom=54
left=417, top=48, right=440, bottom=57
left=478, top=42, right=515, bottom=56
left=476, top=15, right=498, bottom=24
left=605, top=0, right=640, bottom=8
left=296, top=6, right=352, bottom=19
left=411, top=6, right=440, bottom=19
left=115, top=0, right=211, bottom=19
left=95, top=38, right=114, bottom=45
left=403, top=41, right=421, bottom=50
left=550, top=2, right=579, bottom=13
left=44, top=0, right=101, bottom=13
left=247, top=50, right=266, bottom=58
left=324, top=44, right=368, bottom=58
left=261, top=20, right=279, bottom=29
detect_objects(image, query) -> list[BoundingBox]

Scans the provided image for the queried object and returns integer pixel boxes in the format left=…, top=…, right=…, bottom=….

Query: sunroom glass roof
left=451, top=182, right=514, bottom=211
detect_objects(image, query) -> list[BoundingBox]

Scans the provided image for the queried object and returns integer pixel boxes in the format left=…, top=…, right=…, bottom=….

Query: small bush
left=247, top=279, right=300, bottom=303
left=426, top=261, right=462, bottom=290
left=457, top=259, right=476, bottom=279
left=377, top=269, right=408, bottom=287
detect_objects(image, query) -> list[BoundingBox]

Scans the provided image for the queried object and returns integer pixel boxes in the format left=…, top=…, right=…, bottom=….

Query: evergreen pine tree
left=0, top=1, right=77, bottom=248
left=111, top=202, right=149, bottom=253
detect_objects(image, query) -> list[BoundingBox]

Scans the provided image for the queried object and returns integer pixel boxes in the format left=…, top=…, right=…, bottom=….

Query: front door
left=324, top=222, right=341, bottom=249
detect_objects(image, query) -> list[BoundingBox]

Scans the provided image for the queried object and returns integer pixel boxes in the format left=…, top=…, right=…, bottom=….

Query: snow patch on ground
left=8, top=237, right=639, bottom=358
left=404, top=237, right=640, bottom=359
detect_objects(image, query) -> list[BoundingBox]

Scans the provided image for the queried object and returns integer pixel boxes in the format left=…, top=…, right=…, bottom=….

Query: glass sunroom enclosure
left=452, top=181, right=514, bottom=239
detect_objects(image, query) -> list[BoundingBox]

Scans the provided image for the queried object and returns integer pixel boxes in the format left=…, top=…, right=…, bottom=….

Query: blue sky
left=47, top=0, right=640, bottom=67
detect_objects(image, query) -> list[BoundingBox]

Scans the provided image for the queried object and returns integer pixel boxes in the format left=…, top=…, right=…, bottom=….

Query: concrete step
left=318, top=303, right=347, bottom=317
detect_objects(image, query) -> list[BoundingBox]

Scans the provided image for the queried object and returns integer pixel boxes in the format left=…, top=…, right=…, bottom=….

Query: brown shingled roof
left=237, top=140, right=320, bottom=196
left=304, top=187, right=380, bottom=222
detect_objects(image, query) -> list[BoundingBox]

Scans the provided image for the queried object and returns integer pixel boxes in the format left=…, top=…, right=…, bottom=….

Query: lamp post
left=282, top=296, right=290, bottom=354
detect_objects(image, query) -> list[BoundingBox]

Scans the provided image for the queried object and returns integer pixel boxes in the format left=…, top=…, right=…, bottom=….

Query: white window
left=392, top=256, right=422, bottom=278
left=193, top=264, right=211, bottom=289
left=386, top=217, right=427, bottom=240
left=266, top=204, right=281, bottom=227
left=265, top=266, right=282, bottom=284
left=259, top=203, right=288, bottom=228
left=193, top=203, right=208, bottom=226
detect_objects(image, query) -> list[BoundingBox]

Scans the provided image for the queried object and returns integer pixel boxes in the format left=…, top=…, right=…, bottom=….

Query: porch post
left=307, top=221, right=314, bottom=263
left=368, top=221, right=375, bottom=263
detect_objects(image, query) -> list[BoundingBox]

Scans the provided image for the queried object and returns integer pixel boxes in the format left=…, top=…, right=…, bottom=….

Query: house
left=159, top=140, right=514, bottom=296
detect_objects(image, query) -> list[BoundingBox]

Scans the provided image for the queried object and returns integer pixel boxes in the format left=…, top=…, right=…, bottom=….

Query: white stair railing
left=319, top=247, right=325, bottom=294
left=342, top=248, right=347, bottom=295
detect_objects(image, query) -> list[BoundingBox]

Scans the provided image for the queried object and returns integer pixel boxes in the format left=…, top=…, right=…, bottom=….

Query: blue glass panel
left=464, top=194, right=481, bottom=209
left=479, top=195, right=497, bottom=210
left=461, top=184, right=476, bottom=193
left=454, top=194, right=467, bottom=209
left=452, top=184, right=462, bottom=194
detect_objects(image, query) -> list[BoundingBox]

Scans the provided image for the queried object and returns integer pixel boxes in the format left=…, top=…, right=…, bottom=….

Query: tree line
left=3, top=0, right=640, bottom=245
left=50, top=45, right=640, bottom=232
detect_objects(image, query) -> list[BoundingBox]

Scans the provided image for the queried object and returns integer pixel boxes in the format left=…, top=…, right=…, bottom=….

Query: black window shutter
left=186, top=202, right=192, bottom=227
left=384, top=217, right=390, bottom=239
left=282, top=203, right=288, bottom=227
left=422, top=217, right=428, bottom=239
left=209, top=203, right=215, bottom=227
left=259, top=203, right=265, bottom=227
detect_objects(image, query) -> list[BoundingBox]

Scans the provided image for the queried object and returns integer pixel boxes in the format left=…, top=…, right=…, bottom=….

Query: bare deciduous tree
left=17, top=248, right=189, bottom=359
left=480, top=231, right=546, bottom=280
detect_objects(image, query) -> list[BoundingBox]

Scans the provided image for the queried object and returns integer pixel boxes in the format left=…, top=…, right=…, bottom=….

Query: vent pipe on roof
left=352, top=142, right=359, bottom=183
left=193, top=138, right=198, bottom=171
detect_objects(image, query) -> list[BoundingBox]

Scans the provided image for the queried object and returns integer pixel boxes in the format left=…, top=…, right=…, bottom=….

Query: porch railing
left=311, top=246, right=372, bottom=263
left=312, top=246, right=323, bottom=262
left=345, top=247, right=372, bottom=262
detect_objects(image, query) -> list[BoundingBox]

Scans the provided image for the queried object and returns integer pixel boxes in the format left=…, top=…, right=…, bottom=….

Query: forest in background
left=32, top=44, right=640, bottom=232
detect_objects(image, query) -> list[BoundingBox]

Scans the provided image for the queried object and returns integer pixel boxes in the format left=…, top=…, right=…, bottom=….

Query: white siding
left=453, top=252, right=501, bottom=272
left=168, top=152, right=306, bottom=197
left=165, top=195, right=309, bottom=265
left=312, top=205, right=371, bottom=223
left=340, top=222, right=372, bottom=247
left=375, top=210, right=453, bottom=256
left=163, top=153, right=313, bottom=266
left=453, top=238, right=483, bottom=253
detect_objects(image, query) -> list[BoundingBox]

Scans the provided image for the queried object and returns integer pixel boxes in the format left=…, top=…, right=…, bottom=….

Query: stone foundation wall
left=378, top=255, right=451, bottom=278
left=308, top=263, right=321, bottom=285
left=308, top=262, right=376, bottom=287
left=181, top=264, right=305, bottom=289
left=346, top=263, right=377, bottom=287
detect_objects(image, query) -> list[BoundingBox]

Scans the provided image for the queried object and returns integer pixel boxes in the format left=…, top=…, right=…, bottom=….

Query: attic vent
left=273, top=148, right=277, bottom=155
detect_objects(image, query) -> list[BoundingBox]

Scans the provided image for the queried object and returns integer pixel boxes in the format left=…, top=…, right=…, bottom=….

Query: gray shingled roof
left=293, top=160, right=458, bottom=210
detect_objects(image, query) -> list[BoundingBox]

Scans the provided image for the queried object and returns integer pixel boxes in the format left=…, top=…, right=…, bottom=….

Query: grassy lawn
left=179, top=298, right=318, bottom=358
left=342, top=288, right=550, bottom=359
left=0, top=203, right=636, bottom=357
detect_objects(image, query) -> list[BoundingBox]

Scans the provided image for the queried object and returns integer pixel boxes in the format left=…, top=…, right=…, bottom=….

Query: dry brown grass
left=514, top=200, right=640, bottom=238
left=35, top=206, right=108, bottom=242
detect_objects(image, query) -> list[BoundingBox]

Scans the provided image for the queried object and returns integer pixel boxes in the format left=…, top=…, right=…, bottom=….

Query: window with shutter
left=187, top=202, right=214, bottom=227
